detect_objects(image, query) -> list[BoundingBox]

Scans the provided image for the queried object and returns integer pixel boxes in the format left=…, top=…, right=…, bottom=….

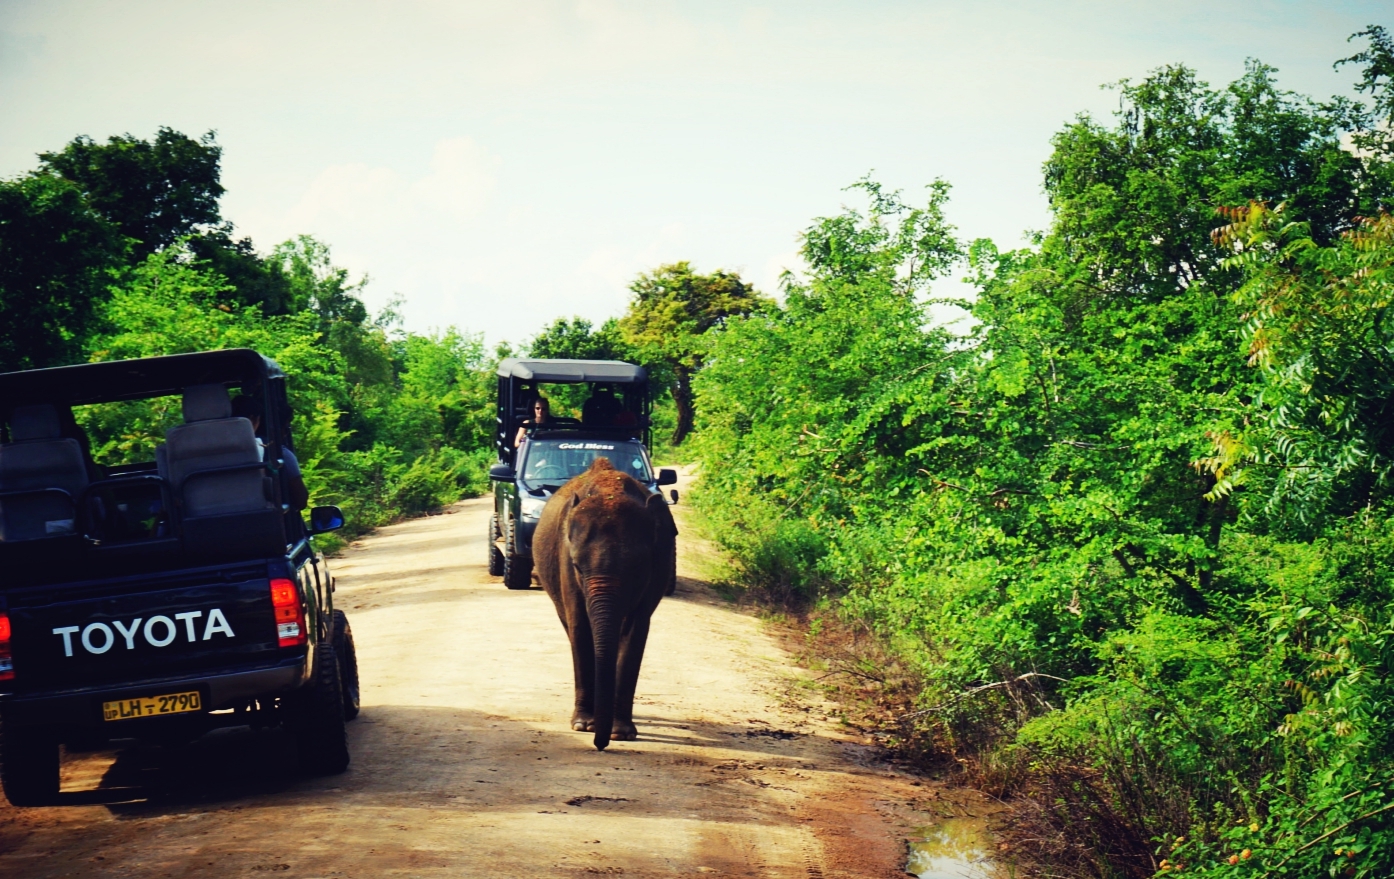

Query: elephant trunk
left=587, top=581, right=620, bottom=751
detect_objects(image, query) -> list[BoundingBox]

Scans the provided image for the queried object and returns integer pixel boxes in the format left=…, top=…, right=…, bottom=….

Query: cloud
left=575, top=221, right=687, bottom=290
left=283, top=136, right=499, bottom=235
left=411, top=137, right=500, bottom=219
left=283, top=163, right=401, bottom=230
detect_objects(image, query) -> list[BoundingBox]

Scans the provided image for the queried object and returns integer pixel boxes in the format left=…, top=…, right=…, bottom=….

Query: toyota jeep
left=0, top=349, right=359, bottom=806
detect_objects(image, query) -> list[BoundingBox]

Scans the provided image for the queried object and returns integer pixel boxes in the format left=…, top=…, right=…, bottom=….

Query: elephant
left=533, top=457, right=678, bottom=750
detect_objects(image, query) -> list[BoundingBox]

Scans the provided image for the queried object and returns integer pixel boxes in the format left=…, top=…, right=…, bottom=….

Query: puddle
left=906, top=817, right=1002, bottom=879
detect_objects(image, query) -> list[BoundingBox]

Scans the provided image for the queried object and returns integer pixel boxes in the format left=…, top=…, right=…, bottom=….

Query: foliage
left=185, top=231, right=301, bottom=315
left=529, top=315, right=634, bottom=363
left=691, top=34, right=1394, bottom=879
left=39, top=127, right=224, bottom=257
left=271, top=234, right=371, bottom=329
left=1338, top=24, right=1394, bottom=157
left=1208, top=205, right=1394, bottom=533
left=0, top=173, right=122, bottom=371
left=620, top=261, right=769, bottom=445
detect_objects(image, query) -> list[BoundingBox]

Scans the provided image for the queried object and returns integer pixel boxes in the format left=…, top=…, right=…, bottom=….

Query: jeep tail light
left=270, top=578, right=306, bottom=648
left=0, top=612, right=13, bottom=681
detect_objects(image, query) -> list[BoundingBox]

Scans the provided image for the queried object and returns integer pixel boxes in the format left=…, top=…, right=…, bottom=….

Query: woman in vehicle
left=514, top=396, right=551, bottom=448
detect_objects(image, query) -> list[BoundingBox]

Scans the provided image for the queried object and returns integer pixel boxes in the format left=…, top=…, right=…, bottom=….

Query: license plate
left=103, top=690, right=202, bottom=721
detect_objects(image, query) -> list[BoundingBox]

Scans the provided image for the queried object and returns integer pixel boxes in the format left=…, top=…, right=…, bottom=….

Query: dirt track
left=0, top=478, right=964, bottom=878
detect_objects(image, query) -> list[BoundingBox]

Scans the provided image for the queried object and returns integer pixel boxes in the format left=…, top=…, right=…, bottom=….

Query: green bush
left=689, top=36, right=1394, bottom=879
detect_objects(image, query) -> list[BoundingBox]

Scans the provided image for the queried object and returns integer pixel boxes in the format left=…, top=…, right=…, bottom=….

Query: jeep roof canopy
left=494, top=358, right=650, bottom=465
left=0, top=349, right=293, bottom=448
left=495, top=359, right=647, bottom=383
left=0, top=348, right=300, bottom=580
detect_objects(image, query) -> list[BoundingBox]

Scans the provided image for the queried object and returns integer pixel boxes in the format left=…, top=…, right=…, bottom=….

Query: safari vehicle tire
left=0, top=722, right=59, bottom=806
left=332, top=610, right=360, bottom=721
left=503, top=516, right=533, bottom=590
left=288, top=643, right=350, bottom=776
left=487, top=513, right=505, bottom=576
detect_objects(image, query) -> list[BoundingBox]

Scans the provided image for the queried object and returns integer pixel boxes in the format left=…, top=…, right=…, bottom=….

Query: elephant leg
left=568, top=608, right=598, bottom=732
left=611, top=615, right=652, bottom=741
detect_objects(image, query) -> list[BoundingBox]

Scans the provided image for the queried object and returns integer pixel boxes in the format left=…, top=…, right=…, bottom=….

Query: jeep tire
left=0, top=722, right=59, bottom=806
left=487, top=513, right=505, bottom=576
left=288, top=643, right=350, bottom=775
left=502, top=516, right=533, bottom=590
left=332, top=610, right=360, bottom=721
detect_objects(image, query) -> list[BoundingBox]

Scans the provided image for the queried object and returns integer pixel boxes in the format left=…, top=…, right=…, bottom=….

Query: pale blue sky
left=1, top=1, right=1388, bottom=344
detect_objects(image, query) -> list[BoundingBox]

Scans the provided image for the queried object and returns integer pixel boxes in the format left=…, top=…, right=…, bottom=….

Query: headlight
left=520, top=496, right=548, bottom=520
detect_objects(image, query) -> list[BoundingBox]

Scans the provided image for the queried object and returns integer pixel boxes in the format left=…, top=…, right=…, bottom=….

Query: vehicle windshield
left=520, top=438, right=651, bottom=489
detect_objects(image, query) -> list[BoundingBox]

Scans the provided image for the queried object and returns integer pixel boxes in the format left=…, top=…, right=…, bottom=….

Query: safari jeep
left=0, top=349, right=358, bottom=806
left=488, top=359, right=677, bottom=590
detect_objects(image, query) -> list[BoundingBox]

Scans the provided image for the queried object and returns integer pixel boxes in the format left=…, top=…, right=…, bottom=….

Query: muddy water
left=907, top=815, right=1004, bottom=879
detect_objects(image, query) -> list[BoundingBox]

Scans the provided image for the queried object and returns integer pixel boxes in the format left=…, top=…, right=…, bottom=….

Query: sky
left=1, top=1, right=1389, bottom=345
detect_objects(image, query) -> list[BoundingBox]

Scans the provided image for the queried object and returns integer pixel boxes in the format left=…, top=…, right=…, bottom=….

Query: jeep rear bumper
left=0, top=658, right=309, bottom=729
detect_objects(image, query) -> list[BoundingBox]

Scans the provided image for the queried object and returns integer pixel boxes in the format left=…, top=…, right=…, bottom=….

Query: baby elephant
left=533, top=458, right=678, bottom=750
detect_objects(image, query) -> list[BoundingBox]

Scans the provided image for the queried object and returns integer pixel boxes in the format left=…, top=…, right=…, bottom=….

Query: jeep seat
left=0, top=405, right=89, bottom=542
left=164, top=383, right=284, bottom=558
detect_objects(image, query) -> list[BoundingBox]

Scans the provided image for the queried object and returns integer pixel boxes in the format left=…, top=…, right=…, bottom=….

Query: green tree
left=39, top=127, right=224, bottom=257
left=528, top=316, right=633, bottom=362
left=82, top=243, right=339, bottom=465
left=620, top=262, right=768, bottom=445
left=35, top=127, right=308, bottom=318
left=1209, top=203, right=1394, bottom=530
left=690, top=39, right=1394, bottom=877
left=1338, top=24, right=1394, bottom=158
left=270, top=235, right=391, bottom=402
left=186, top=231, right=300, bottom=315
left=692, top=178, right=963, bottom=600
left=271, top=235, right=370, bottom=328
left=0, top=173, right=121, bottom=371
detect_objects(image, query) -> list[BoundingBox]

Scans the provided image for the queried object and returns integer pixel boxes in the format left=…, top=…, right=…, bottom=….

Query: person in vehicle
left=581, top=386, right=621, bottom=427
left=231, top=394, right=310, bottom=512
left=514, top=396, right=551, bottom=448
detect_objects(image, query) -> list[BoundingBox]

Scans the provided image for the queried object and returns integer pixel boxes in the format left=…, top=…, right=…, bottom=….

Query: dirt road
left=0, top=482, right=965, bottom=878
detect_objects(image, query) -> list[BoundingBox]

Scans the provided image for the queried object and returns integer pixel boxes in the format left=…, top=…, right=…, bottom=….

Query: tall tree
left=272, top=235, right=369, bottom=329
left=39, top=127, right=224, bottom=257
left=1338, top=23, right=1394, bottom=158
left=0, top=173, right=121, bottom=371
left=620, top=262, right=768, bottom=445
left=186, top=231, right=300, bottom=315
left=528, top=316, right=634, bottom=362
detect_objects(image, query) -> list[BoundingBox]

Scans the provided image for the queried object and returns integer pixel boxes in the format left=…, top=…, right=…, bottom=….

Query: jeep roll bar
left=0, top=349, right=295, bottom=453
left=494, top=359, right=650, bottom=466
left=0, top=350, right=300, bottom=580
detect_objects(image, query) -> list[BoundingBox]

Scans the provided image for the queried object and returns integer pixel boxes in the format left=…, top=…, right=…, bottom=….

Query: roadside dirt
left=0, top=473, right=993, bottom=878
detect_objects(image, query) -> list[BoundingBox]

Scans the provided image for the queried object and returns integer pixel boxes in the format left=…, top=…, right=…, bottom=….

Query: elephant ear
left=646, top=493, right=678, bottom=536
